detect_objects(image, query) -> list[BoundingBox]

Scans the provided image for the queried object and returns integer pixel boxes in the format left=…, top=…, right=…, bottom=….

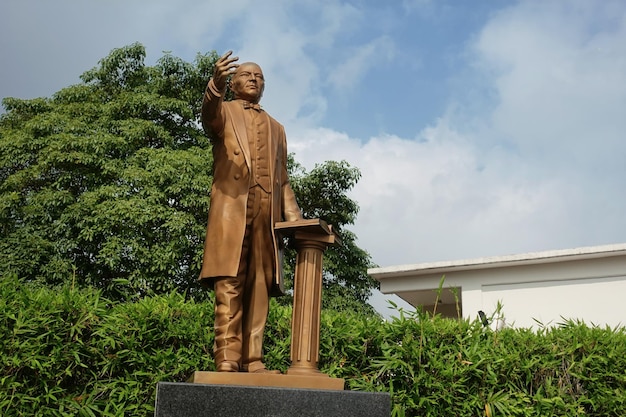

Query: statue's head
left=230, top=62, right=265, bottom=104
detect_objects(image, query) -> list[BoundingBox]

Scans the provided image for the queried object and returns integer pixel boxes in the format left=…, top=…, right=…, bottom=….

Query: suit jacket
left=199, top=79, right=302, bottom=295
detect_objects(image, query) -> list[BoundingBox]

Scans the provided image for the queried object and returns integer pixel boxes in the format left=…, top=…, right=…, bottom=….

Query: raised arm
left=201, top=51, right=239, bottom=138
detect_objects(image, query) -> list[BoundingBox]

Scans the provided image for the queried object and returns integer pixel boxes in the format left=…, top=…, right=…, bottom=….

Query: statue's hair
left=235, top=62, right=262, bottom=73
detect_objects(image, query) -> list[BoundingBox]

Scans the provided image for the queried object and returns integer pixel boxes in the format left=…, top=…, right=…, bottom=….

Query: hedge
left=2, top=276, right=626, bottom=416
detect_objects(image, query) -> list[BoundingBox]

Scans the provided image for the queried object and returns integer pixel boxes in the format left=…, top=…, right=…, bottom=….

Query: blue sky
left=2, top=1, right=626, bottom=315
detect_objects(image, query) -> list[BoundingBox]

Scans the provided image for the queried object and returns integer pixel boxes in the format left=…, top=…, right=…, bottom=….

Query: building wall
left=461, top=256, right=626, bottom=329
left=372, top=244, right=626, bottom=329
left=479, top=274, right=626, bottom=329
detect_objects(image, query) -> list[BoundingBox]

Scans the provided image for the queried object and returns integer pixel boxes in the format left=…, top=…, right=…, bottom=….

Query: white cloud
left=472, top=1, right=626, bottom=172
left=328, top=36, right=396, bottom=91
left=308, top=1, right=363, bottom=48
left=122, top=1, right=255, bottom=60
left=199, top=0, right=368, bottom=125
left=289, top=6, right=626, bottom=265
left=288, top=119, right=569, bottom=266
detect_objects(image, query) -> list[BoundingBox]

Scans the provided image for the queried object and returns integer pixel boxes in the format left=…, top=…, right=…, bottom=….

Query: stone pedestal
left=154, top=382, right=391, bottom=417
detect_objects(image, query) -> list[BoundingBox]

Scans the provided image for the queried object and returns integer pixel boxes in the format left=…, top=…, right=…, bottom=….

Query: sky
left=2, top=0, right=626, bottom=316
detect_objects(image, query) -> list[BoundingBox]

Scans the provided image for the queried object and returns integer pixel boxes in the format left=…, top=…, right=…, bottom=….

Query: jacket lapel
left=225, top=103, right=251, bottom=169
left=263, top=112, right=276, bottom=180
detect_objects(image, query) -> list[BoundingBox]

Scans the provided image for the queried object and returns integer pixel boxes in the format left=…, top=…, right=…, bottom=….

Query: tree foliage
left=0, top=43, right=376, bottom=310
left=285, top=158, right=377, bottom=314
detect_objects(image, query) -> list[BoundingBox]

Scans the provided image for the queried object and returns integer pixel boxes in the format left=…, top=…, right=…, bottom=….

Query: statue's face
left=231, top=63, right=265, bottom=103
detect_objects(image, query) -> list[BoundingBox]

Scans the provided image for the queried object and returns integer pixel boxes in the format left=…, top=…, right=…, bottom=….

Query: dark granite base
left=154, top=382, right=390, bottom=417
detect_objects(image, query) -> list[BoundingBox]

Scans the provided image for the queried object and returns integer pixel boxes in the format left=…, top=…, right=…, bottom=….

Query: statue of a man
left=199, top=51, right=303, bottom=374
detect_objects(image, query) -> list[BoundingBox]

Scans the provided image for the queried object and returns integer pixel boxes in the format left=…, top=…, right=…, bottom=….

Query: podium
left=274, top=218, right=339, bottom=377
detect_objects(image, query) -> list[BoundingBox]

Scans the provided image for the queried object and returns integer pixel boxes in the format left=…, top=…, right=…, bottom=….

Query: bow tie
left=242, top=101, right=262, bottom=112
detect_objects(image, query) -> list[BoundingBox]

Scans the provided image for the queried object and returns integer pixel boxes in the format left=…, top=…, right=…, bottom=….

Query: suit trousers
left=213, top=185, right=274, bottom=371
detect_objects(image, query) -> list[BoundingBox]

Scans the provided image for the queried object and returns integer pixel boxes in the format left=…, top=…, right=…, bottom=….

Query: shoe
left=216, top=361, right=239, bottom=372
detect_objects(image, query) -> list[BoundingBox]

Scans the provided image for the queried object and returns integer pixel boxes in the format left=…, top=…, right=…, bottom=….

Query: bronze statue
left=199, top=51, right=303, bottom=374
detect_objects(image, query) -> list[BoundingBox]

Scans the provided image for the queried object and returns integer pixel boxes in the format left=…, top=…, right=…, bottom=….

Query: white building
left=369, top=243, right=626, bottom=329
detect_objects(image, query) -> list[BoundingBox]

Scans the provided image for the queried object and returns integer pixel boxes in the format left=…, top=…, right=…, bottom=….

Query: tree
left=0, top=43, right=376, bottom=312
left=1, top=43, right=215, bottom=299
left=283, top=158, right=378, bottom=314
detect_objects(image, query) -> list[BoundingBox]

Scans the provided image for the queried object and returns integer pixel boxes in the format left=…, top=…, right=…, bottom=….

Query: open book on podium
left=275, top=218, right=340, bottom=245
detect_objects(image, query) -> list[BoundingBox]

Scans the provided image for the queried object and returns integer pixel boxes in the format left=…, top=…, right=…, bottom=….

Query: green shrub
left=2, top=276, right=626, bottom=416
left=0, top=276, right=213, bottom=416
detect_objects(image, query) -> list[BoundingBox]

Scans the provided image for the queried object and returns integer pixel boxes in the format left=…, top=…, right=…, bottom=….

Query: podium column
left=289, top=236, right=330, bottom=375
left=274, top=220, right=337, bottom=377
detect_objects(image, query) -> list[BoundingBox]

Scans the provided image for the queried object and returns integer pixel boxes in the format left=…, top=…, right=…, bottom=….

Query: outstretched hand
left=213, top=51, right=239, bottom=91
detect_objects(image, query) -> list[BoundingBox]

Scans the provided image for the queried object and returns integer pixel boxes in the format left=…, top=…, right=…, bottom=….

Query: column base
left=286, top=366, right=327, bottom=377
